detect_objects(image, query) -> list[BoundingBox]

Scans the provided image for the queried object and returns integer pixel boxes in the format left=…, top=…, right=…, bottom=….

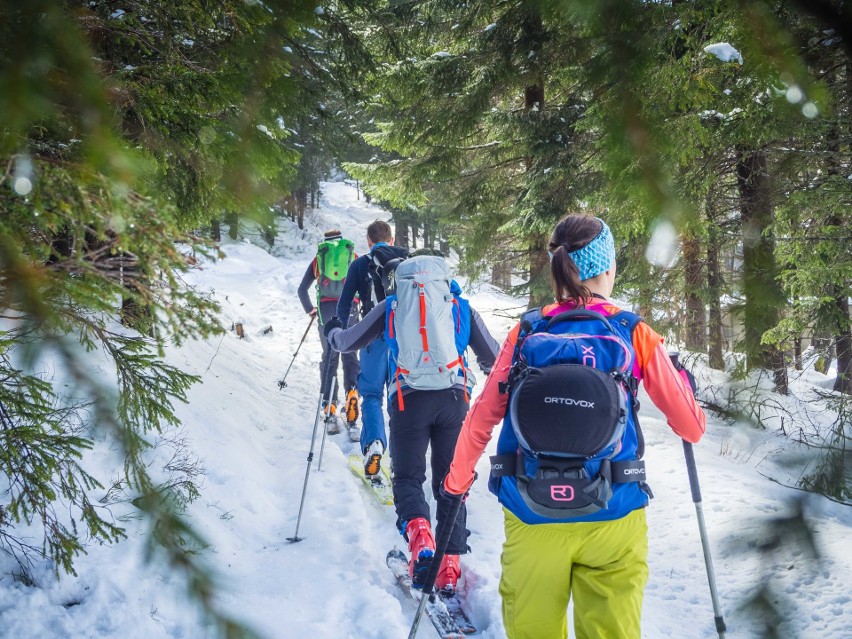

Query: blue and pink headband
left=567, top=220, right=615, bottom=281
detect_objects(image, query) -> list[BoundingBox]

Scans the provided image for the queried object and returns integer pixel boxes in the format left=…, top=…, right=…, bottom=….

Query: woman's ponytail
left=548, top=215, right=607, bottom=306
left=550, top=244, right=591, bottom=305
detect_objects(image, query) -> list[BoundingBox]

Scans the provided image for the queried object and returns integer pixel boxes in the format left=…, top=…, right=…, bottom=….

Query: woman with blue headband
left=442, top=214, right=706, bottom=638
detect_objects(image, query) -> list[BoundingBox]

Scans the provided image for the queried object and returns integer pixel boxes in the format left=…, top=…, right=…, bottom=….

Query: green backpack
left=315, top=237, right=354, bottom=304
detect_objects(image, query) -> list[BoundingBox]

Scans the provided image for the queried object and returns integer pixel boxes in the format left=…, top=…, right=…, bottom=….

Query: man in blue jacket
left=336, top=221, right=407, bottom=476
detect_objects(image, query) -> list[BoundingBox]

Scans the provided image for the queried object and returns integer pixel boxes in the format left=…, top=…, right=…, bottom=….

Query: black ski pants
left=318, top=300, right=359, bottom=404
left=390, top=387, right=470, bottom=555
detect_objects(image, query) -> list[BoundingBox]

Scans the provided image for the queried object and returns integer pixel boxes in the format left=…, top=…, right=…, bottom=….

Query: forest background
left=0, top=0, right=849, bottom=636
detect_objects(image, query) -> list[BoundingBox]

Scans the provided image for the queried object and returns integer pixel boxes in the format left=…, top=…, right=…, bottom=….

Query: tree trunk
left=524, top=69, right=549, bottom=307
left=395, top=216, right=410, bottom=249
left=707, top=215, right=725, bottom=370
left=525, top=77, right=547, bottom=308
left=833, top=293, right=852, bottom=394
left=297, top=188, right=307, bottom=230
left=521, top=4, right=549, bottom=309
left=825, top=75, right=851, bottom=392
left=682, top=229, right=706, bottom=352
left=226, top=211, right=239, bottom=240
left=825, top=93, right=851, bottom=392
left=524, top=71, right=549, bottom=308
left=492, top=261, right=511, bottom=291
left=528, top=235, right=551, bottom=308
left=210, top=219, right=221, bottom=243
left=813, top=334, right=834, bottom=374
left=422, top=222, right=432, bottom=250
left=737, top=146, right=787, bottom=393
left=263, top=212, right=275, bottom=246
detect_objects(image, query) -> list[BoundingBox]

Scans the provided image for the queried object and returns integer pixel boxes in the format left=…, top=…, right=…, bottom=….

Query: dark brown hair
left=367, top=220, right=392, bottom=244
left=548, top=214, right=604, bottom=306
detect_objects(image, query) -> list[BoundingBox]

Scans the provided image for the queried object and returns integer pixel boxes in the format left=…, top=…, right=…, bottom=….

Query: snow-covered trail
left=174, top=181, right=851, bottom=639
left=174, top=184, right=414, bottom=638
left=0, top=181, right=848, bottom=639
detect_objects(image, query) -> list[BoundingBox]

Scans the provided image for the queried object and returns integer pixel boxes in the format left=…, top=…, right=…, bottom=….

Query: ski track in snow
left=0, top=181, right=849, bottom=639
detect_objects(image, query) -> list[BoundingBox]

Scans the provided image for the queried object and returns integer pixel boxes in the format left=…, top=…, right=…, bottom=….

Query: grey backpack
left=387, top=255, right=471, bottom=403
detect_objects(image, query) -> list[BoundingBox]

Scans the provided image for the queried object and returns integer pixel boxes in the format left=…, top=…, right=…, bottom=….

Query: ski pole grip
left=682, top=440, right=702, bottom=503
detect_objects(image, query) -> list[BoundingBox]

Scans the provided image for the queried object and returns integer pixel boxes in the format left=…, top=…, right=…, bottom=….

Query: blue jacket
left=336, top=254, right=372, bottom=327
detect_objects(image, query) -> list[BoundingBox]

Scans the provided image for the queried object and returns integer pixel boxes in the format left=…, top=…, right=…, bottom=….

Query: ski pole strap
left=490, top=453, right=646, bottom=483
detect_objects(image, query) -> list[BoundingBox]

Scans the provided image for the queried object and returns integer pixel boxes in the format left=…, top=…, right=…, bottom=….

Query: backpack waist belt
left=489, top=453, right=646, bottom=484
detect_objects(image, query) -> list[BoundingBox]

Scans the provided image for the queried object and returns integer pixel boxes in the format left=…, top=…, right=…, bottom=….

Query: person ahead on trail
left=297, top=229, right=361, bottom=436
left=335, top=220, right=408, bottom=476
left=442, top=214, right=706, bottom=639
left=324, top=250, right=499, bottom=595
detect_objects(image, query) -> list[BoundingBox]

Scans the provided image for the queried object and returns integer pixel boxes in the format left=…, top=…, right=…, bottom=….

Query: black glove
left=323, top=316, right=343, bottom=338
left=669, top=352, right=697, bottom=395
left=681, top=367, right=697, bottom=394
left=440, top=472, right=477, bottom=503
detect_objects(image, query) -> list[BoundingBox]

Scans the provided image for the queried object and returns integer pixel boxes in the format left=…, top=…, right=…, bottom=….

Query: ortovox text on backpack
left=489, top=308, right=651, bottom=524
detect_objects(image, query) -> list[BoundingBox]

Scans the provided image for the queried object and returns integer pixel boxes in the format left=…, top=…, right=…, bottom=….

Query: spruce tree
left=0, top=0, right=318, bottom=632
left=345, top=1, right=602, bottom=305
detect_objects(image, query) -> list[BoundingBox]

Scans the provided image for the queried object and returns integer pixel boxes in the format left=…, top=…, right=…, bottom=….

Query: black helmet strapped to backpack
left=368, top=244, right=410, bottom=300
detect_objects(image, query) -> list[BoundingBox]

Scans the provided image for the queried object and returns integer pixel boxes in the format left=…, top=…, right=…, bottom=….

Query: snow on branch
left=704, top=42, right=743, bottom=65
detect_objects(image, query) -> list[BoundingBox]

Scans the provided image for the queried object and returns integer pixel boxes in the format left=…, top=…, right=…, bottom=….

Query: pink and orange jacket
left=444, top=300, right=706, bottom=496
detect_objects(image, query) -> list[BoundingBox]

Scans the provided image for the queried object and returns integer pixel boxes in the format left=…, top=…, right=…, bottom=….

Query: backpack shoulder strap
left=610, top=309, right=643, bottom=334
left=498, top=308, right=542, bottom=395
left=519, top=307, right=544, bottom=337
left=516, top=307, right=544, bottom=350
left=609, top=309, right=646, bottom=458
left=317, top=242, right=330, bottom=276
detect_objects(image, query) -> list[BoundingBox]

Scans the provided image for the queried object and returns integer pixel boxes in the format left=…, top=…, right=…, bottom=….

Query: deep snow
left=0, top=181, right=849, bottom=639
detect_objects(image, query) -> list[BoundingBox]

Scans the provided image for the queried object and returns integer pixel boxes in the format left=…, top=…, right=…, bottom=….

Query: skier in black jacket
left=324, top=261, right=498, bottom=594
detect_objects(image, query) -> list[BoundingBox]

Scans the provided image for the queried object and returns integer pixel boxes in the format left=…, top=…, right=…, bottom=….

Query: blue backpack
left=489, top=308, right=651, bottom=524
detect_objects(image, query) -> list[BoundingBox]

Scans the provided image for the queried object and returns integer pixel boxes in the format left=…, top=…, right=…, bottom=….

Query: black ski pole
left=683, top=440, right=727, bottom=639
left=669, top=352, right=726, bottom=638
left=317, top=375, right=338, bottom=472
left=278, top=315, right=315, bottom=390
left=287, top=355, right=333, bottom=543
left=407, top=495, right=463, bottom=639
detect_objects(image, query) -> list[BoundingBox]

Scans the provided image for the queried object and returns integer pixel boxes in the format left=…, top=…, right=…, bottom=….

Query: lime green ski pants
left=499, top=508, right=649, bottom=639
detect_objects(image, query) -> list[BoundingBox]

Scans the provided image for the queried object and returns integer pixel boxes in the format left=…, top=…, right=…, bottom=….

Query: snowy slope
left=0, top=181, right=849, bottom=639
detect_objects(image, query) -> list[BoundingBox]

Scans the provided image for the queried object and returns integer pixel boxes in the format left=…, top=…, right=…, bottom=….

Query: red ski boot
left=405, top=517, right=435, bottom=589
left=435, top=553, right=461, bottom=595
